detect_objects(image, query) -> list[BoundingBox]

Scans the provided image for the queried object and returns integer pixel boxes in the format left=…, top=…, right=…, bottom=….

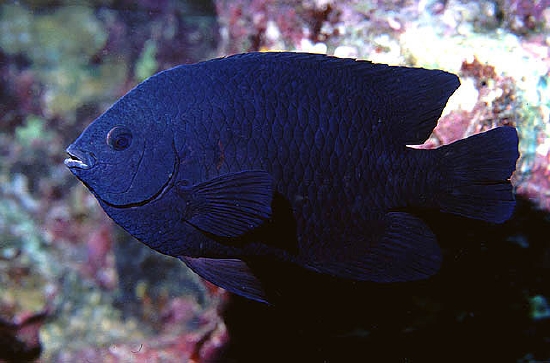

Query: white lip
left=64, top=157, right=90, bottom=169
left=65, top=145, right=95, bottom=170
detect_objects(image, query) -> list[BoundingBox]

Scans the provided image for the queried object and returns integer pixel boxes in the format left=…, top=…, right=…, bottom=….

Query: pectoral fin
left=177, top=170, right=273, bottom=238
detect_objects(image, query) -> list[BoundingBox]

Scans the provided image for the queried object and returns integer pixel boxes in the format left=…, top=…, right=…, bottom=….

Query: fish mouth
left=64, top=145, right=96, bottom=170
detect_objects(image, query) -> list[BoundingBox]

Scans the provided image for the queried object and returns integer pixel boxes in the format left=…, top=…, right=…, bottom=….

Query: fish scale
left=65, top=52, right=519, bottom=303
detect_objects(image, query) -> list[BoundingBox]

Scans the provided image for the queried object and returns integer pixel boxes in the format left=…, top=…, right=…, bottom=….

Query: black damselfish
left=65, top=52, right=519, bottom=303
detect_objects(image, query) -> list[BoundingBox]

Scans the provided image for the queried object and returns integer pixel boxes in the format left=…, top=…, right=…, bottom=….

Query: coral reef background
left=0, top=0, right=549, bottom=362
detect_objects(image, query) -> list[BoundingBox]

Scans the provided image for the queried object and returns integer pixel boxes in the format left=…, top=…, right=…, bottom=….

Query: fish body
left=65, top=52, right=519, bottom=303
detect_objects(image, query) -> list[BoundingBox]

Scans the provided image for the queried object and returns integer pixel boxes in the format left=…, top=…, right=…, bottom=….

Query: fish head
left=65, top=90, right=178, bottom=207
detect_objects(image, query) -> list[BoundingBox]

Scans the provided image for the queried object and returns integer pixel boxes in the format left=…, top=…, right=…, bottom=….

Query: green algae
left=1, top=174, right=54, bottom=275
left=0, top=4, right=106, bottom=66
left=15, top=115, right=53, bottom=147
left=0, top=172, right=148, bottom=360
left=0, top=3, right=127, bottom=119
left=135, top=39, right=158, bottom=82
left=0, top=174, right=54, bottom=316
left=40, top=270, right=147, bottom=360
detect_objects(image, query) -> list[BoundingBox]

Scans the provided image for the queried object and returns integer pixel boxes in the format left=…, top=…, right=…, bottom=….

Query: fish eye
left=106, top=126, right=133, bottom=151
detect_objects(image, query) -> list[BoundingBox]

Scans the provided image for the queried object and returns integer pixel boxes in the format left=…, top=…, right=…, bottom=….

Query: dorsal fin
left=363, top=64, right=460, bottom=145
left=217, top=52, right=460, bottom=145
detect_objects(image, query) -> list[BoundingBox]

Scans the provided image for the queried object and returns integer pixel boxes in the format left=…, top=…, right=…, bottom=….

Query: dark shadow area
left=214, top=195, right=550, bottom=362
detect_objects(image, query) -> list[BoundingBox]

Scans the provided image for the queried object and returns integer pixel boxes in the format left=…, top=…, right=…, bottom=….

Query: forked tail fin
left=436, top=126, right=519, bottom=223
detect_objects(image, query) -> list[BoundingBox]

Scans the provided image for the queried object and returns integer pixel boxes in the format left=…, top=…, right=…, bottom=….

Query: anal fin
left=306, top=212, right=442, bottom=283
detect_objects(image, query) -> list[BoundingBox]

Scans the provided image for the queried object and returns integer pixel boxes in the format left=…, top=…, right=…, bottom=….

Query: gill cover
left=68, top=74, right=178, bottom=206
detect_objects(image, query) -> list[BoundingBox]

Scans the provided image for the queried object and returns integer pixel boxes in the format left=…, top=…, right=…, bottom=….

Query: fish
left=65, top=52, right=519, bottom=303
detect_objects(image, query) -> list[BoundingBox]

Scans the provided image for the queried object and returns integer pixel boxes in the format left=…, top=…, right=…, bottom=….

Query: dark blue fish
left=65, top=52, right=519, bottom=303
